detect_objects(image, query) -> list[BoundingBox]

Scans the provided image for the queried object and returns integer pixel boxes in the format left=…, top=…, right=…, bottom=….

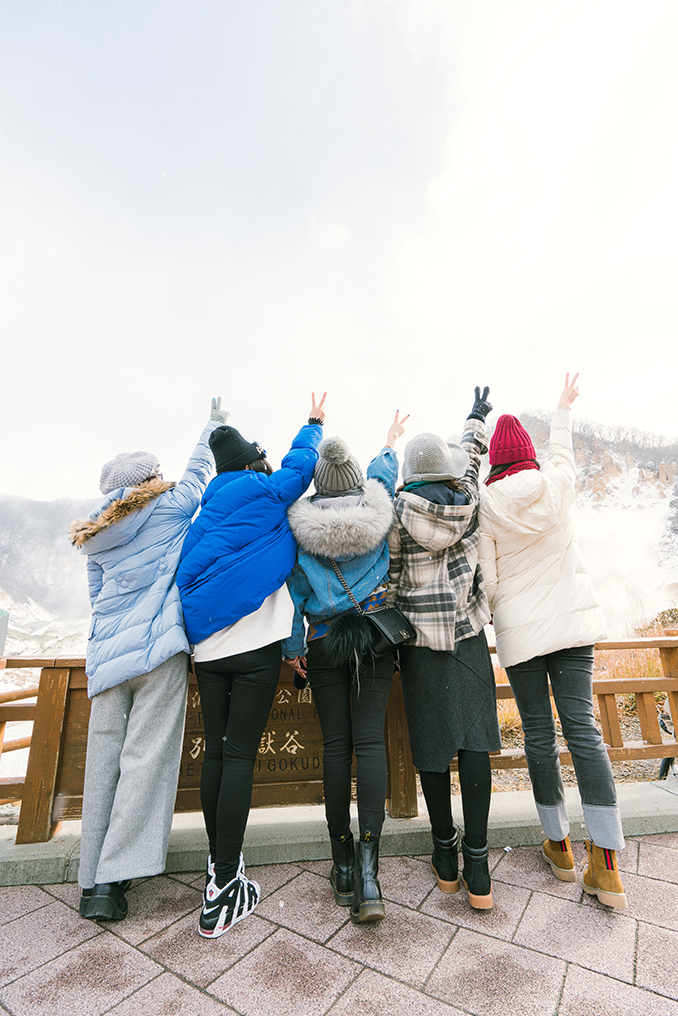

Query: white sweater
left=478, top=409, right=606, bottom=669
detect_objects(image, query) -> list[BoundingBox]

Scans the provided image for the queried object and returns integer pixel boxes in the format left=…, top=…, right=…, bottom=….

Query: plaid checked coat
left=387, top=418, right=491, bottom=651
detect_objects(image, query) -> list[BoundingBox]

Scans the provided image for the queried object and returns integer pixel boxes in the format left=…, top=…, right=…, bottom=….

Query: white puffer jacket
left=478, top=409, right=606, bottom=669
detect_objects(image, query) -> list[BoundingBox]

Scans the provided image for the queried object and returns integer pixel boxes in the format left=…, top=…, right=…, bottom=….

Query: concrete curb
left=2, top=780, right=677, bottom=886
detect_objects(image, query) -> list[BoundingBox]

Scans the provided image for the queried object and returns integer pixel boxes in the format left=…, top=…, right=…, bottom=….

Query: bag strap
left=329, top=558, right=366, bottom=616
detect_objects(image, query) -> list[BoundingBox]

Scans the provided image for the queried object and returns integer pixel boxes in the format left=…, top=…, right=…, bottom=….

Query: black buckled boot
left=431, top=829, right=460, bottom=893
left=461, top=839, right=493, bottom=910
left=350, top=836, right=385, bottom=924
left=330, top=834, right=355, bottom=906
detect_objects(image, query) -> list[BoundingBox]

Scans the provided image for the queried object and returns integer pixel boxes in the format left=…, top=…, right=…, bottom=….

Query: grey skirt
left=399, top=630, right=502, bottom=772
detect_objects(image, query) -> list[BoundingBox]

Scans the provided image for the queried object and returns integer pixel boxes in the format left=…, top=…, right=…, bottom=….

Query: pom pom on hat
left=318, top=437, right=351, bottom=464
left=99, top=451, right=160, bottom=495
left=314, top=437, right=364, bottom=494
left=489, top=415, right=536, bottom=465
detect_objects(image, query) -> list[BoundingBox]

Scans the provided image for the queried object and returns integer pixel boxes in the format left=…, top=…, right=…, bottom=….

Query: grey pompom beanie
left=314, top=437, right=364, bottom=495
left=402, top=433, right=469, bottom=484
left=99, top=451, right=160, bottom=494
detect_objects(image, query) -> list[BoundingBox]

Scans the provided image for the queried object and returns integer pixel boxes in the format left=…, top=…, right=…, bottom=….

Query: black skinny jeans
left=195, top=641, right=281, bottom=886
left=306, top=637, right=394, bottom=841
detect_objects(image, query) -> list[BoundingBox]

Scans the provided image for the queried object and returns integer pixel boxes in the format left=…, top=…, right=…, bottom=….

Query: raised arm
left=368, top=410, right=410, bottom=493
left=268, top=392, right=327, bottom=504
left=547, top=373, right=579, bottom=488
left=557, top=372, right=580, bottom=410
left=171, top=396, right=231, bottom=513
left=384, top=410, right=410, bottom=449
left=309, top=391, right=327, bottom=424
left=456, top=386, right=492, bottom=503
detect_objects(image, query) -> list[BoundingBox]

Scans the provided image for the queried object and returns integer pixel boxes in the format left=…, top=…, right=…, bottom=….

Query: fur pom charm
left=318, top=437, right=350, bottom=464
left=324, top=612, right=374, bottom=664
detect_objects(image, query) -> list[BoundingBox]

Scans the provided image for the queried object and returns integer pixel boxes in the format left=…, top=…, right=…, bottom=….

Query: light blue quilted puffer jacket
left=71, top=421, right=217, bottom=697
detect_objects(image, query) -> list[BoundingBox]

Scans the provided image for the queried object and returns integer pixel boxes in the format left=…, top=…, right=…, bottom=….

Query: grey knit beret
left=99, top=451, right=160, bottom=494
left=314, top=437, right=364, bottom=495
left=402, top=433, right=469, bottom=484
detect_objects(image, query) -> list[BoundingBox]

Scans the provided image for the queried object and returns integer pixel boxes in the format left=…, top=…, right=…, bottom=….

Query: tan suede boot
left=582, top=840, right=628, bottom=909
left=541, top=836, right=576, bottom=882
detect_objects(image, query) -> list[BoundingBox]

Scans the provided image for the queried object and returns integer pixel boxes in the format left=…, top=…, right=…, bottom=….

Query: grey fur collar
left=288, top=478, right=394, bottom=558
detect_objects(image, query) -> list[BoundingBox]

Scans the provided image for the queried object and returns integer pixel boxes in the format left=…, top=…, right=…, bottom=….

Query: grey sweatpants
left=78, top=652, right=189, bottom=888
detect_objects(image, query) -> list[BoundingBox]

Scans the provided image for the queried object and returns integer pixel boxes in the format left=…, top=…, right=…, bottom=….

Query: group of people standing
left=70, top=374, right=627, bottom=940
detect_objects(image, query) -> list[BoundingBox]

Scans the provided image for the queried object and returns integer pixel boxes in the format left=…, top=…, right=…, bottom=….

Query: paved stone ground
left=1, top=833, right=678, bottom=1016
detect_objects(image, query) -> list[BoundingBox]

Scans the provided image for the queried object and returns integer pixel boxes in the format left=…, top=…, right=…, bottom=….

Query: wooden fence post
left=384, top=670, right=418, bottom=819
left=660, top=628, right=678, bottom=735
left=15, top=666, right=71, bottom=844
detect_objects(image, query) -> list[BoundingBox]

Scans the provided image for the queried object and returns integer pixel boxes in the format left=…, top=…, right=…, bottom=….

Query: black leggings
left=195, top=641, right=281, bottom=886
left=307, top=637, right=394, bottom=841
left=419, top=750, right=492, bottom=850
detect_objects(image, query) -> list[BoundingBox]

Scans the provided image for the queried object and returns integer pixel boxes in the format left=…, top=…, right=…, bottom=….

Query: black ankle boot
left=350, top=837, right=385, bottom=924
left=329, top=834, right=355, bottom=906
left=431, top=829, right=460, bottom=893
left=461, top=839, right=493, bottom=910
left=83, top=880, right=131, bottom=921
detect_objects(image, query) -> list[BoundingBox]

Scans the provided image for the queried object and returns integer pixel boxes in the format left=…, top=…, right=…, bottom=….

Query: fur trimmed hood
left=69, top=478, right=176, bottom=548
left=287, top=478, right=394, bottom=559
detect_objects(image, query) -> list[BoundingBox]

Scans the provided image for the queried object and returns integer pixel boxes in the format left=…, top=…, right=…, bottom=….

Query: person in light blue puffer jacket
left=68, top=398, right=228, bottom=922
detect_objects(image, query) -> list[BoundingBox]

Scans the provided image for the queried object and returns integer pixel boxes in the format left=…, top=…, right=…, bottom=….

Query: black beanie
left=209, top=426, right=266, bottom=473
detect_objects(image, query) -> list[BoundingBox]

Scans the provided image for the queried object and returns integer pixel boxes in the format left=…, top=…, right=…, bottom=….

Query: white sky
left=2, top=0, right=677, bottom=500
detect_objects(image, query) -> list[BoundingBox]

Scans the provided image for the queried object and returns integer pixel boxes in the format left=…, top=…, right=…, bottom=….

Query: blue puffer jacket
left=282, top=448, right=398, bottom=658
left=177, top=423, right=322, bottom=645
left=70, top=422, right=218, bottom=698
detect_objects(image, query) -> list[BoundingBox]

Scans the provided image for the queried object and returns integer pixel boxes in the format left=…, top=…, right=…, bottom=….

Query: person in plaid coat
left=387, top=388, right=501, bottom=910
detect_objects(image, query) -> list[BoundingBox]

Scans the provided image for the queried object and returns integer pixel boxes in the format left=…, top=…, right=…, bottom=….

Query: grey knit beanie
left=402, top=433, right=469, bottom=484
left=99, top=451, right=160, bottom=494
left=313, top=437, right=364, bottom=495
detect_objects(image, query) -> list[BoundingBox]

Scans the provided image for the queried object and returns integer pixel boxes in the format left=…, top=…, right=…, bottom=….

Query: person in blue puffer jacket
left=281, top=411, right=407, bottom=926
left=177, top=393, right=325, bottom=939
left=69, top=397, right=230, bottom=922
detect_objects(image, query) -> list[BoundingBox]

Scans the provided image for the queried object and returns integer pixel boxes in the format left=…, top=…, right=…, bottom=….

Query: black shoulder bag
left=328, top=558, right=416, bottom=657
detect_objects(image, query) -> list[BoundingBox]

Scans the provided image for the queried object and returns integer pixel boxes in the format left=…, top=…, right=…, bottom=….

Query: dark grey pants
left=507, top=645, right=624, bottom=851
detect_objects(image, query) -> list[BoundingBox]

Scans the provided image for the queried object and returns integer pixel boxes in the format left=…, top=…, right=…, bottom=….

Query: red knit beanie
left=489, top=415, right=536, bottom=465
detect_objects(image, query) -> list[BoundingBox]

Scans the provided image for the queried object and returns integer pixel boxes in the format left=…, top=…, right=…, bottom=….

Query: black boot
left=431, top=829, right=460, bottom=893
left=83, top=880, right=131, bottom=921
left=461, top=840, right=493, bottom=910
left=330, top=834, right=355, bottom=906
left=78, top=888, right=93, bottom=917
left=350, top=837, right=385, bottom=924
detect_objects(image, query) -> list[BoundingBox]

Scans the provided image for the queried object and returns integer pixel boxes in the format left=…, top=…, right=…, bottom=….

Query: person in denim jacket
left=283, top=412, right=407, bottom=924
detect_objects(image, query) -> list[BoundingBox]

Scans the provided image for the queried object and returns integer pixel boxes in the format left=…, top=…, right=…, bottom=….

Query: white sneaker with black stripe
left=199, top=870, right=260, bottom=938
left=204, top=852, right=244, bottom=889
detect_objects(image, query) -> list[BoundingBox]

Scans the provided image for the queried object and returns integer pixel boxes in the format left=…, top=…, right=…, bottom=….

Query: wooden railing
left=1, top=636, right=677, bottom=844
left=0, top=683, right=40, bottom=807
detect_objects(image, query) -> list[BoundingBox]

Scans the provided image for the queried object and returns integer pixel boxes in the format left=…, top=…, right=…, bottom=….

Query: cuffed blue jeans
left=506, top=645, right=625, bottom=851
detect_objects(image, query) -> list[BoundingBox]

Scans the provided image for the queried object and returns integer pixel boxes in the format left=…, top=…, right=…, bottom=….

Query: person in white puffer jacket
left=479, top=374, right=627, bottom=910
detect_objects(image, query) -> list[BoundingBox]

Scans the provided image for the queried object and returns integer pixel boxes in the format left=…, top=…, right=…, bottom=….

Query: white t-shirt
left=192, top=583, right=294, bottom=663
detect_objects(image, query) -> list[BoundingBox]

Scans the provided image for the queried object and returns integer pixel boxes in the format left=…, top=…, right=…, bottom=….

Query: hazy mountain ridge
left=1, top=418, right=677, bottom=657
left=520, top=412, right=678, bottom=500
